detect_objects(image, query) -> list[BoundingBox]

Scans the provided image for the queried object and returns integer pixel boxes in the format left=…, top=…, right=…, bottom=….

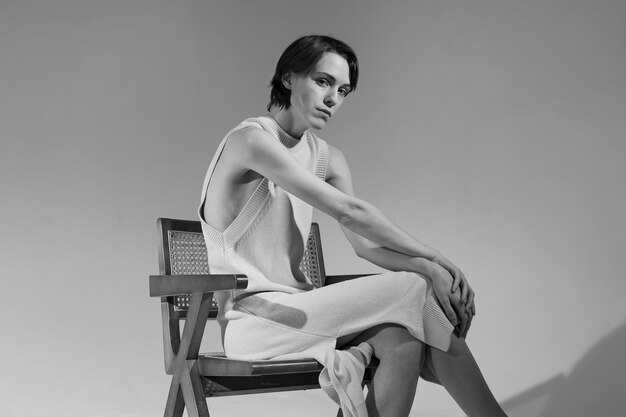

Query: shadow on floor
left=501, top=320, right=626, bottom=417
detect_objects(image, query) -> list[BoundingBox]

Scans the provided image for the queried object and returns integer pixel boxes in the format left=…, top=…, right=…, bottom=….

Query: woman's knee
left=364, top=324, right=425, bottom=368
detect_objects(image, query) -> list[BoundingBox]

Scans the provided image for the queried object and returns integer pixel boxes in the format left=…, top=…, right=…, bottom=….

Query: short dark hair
left=267, top=35, right=359, bottom=111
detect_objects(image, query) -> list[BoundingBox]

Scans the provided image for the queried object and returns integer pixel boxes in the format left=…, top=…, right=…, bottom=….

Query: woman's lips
left=317, top=108, right=331, bottom=119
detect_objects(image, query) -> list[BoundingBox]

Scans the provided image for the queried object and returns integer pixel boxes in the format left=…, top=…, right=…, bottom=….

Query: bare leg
left=338, top=324, right=425, bottom=417
left=425, top=335, right=508, bottom=417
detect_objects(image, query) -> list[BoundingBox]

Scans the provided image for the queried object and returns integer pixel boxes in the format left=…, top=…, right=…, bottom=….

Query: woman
left=199, top=35, right=507, bottom=417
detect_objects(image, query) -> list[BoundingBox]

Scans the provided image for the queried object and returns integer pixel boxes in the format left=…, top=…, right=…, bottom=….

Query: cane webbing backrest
left=167, top=230, right=216, bottom=311
left=300, top=231, right=324, bottom=288
left=161, top=220, right=326, bottom=313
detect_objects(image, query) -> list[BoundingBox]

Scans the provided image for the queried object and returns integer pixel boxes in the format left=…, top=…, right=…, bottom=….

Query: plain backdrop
left=1, top=0, right=625, bottom=416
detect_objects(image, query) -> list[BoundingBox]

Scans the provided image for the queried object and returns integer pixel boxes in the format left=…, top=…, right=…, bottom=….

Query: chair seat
left=197, top=352, right=326, bottom=398
left=197, top=352, right=323, bottom=376
left=197, top=352, right=378, bottom=398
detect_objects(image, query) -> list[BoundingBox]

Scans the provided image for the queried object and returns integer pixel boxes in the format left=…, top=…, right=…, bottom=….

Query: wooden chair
left=149, top=218, right=377, bottom=417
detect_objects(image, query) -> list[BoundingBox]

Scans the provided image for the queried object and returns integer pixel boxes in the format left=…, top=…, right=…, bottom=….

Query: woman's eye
left=316, top=79, right=329, bottom=87
left=339, top=88, right=349, bottom=97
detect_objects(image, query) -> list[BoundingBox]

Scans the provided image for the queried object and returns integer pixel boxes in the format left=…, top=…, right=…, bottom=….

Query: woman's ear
left=282, top=73, right=292, bottom=90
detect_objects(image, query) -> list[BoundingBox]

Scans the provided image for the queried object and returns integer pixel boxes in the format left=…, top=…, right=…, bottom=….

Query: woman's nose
left=324, top=93, right=337, bottom=107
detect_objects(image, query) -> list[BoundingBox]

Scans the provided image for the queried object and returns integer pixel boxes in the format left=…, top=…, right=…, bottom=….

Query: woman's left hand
left=432, top=252, right=476, bottom=316
left=429, top=264, right=473, bottom=338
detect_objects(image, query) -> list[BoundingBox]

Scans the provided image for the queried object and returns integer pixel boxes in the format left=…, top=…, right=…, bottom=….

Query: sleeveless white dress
left=198, top=116, right=453, bottom=416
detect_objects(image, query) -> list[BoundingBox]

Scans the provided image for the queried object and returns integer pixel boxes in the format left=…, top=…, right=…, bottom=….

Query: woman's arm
left=230, top=128, right=471, bottom=306
left=233, top=128, right=443, bottom=257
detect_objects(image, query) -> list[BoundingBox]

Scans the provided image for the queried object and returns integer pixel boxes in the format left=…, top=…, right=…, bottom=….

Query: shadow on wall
left=502, top=321, right=626, bottom=417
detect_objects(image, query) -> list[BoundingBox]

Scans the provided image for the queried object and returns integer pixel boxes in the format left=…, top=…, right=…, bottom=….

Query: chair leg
left=163, top=293, right=213, bottom=417
left=180, top=360, right=210, bottom=417
left=164, top=375, right=185, bottom=417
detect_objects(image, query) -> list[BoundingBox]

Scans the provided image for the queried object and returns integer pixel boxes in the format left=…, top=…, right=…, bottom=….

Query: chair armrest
left=324, top=273, right=378, bottom=286
left=149, top=274, right=248, bottom=297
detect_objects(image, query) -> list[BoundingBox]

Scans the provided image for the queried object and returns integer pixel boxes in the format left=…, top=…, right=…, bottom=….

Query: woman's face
left=286, top=52, right=352, bottom=130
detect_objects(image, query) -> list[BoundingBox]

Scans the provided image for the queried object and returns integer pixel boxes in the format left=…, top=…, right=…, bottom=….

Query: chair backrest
left=156, top=218, right=327, bottom=317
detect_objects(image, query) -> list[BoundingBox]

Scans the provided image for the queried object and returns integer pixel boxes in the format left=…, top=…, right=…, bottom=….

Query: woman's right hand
left=430, top=262, right=473, bottom=338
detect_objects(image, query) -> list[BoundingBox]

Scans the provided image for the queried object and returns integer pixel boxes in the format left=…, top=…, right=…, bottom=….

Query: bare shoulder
left=326, top=143, right=352, bottom=182
left=224, top=125, right=291, bottom=163
left=225, top=125, right=275, bottom=153
left=327, top=142, right=347, bottom=161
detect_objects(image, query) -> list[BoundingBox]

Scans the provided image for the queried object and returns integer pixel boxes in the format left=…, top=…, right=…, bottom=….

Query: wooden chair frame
left=149, top=218, right=376, bottom=417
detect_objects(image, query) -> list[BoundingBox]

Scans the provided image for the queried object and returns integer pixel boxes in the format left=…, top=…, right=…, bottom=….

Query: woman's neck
left=267, top=108, right=307, bottom=138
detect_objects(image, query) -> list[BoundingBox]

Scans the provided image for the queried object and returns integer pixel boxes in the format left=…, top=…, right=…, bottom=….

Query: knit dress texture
left=198, top=116, right=454, bottom=416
